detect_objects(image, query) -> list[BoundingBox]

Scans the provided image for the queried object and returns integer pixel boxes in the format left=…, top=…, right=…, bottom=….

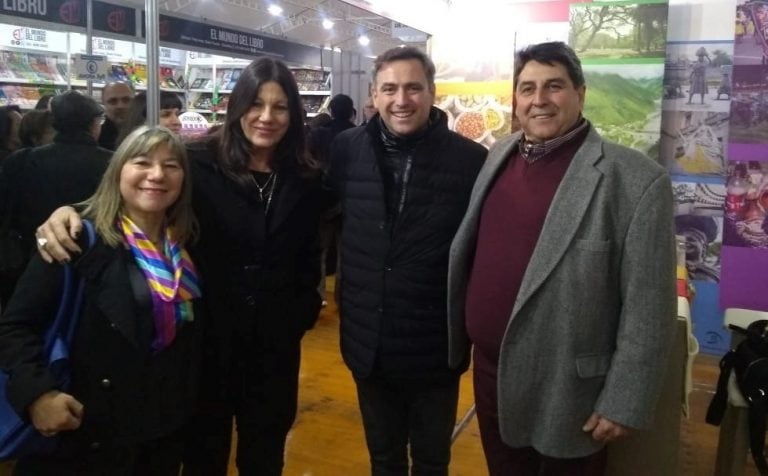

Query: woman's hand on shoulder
left=29, top=390, right=84, bottom=436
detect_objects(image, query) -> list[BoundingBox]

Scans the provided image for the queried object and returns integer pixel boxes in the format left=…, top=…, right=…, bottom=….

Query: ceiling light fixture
left=358, top=35, right=370, bottom=46
left=268, top=4, right=283, bottom=16
left=322, top=19, right=334, bottom=29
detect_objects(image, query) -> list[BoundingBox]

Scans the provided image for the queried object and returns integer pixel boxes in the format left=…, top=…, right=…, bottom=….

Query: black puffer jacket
left=328, top=108, right=486, bottom=380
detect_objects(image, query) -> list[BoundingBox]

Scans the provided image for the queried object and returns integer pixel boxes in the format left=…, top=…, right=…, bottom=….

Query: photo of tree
left=582, top=63, right=663, bottom=158
left=569, top=1, right=669, bottom=61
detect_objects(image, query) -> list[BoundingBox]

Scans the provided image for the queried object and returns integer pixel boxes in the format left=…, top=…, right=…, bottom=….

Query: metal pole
left=145, top=0, right=159, bottom=126
left=86, top=0, right=93, bottom=97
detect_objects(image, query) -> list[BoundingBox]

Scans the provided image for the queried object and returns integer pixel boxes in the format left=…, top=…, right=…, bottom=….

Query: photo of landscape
left=583, top=63, right=664, bottom=158
left=569, top=1, right=669, bottom=62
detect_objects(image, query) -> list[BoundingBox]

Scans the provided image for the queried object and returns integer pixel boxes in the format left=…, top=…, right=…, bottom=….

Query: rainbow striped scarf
left=119, top=214, right=201, bottom=351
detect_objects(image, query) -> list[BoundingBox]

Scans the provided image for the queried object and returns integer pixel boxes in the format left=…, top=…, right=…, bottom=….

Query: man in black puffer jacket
left=327, top=46, right=486, bottom=475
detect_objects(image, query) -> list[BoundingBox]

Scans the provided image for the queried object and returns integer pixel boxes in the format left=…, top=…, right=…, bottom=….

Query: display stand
left=186, top=53, right=330, bottom=119
left=0, top=27, right=186, bottom=108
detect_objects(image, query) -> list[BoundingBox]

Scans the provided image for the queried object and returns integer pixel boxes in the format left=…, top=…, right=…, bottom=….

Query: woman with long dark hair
left=179, top=56, right=323, bottom=476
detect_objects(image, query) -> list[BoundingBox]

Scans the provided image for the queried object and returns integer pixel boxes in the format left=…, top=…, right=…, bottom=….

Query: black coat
left=3, top=133, right=111, bottom=260
left=0, top=237, right=201, bottom=459
left=328, top=109, right=486, bottom=380
left=186, top=141, right=324, bottom=390
left=97, top=118, right=119, bottom=151
left=308, top=118, right=356, bottom=166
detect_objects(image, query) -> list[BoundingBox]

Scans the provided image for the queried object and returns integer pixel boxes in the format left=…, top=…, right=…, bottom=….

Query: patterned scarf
left=119, top=214, right=201, bottom=351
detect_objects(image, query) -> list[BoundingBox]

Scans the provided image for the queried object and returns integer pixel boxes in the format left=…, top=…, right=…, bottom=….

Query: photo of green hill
left=583, top=64, right=664, bottom=157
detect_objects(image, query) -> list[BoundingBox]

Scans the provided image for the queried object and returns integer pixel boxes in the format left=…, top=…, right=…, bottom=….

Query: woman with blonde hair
left=0, top=126, right=202, bottom=475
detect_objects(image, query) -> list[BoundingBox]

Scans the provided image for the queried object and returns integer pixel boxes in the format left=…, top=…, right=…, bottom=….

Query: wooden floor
left=271, top=286, right=761, bottom=476
left=0, top=285, right=757, bottom=476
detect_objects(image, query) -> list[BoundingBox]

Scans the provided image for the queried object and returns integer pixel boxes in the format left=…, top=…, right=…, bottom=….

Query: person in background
left=327, top=46, right=486, bottom=475
left=0, top=105, right=24, bottom=310
left=309, top=94, right=356, bottom=166
left=0, top=126, right=201, bottom=475
left=360, top=96, right=376, bottom=125
left=19, top=109, right=55, bottom=148
left=688, top=48, right=710, bottom=105
left=34, top=57, right=325, bottom=476
left=34, top=94, right=55, bottom=111
left=116, top=91, right=184, bottom=147
left=99, top=81, right=134, bottom=150
left=307, top=111, right=331, bottom=131
left=0, top=92, right=111, bottom=307
left=0, top=105, right=22, bottom=161
left=308, top=94, right=357, bottom=305
left=447, top=41, right=676, bottom=475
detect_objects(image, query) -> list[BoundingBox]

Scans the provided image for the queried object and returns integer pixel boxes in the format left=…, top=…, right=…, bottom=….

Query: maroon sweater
left=465, top=131, right=588, bottom=375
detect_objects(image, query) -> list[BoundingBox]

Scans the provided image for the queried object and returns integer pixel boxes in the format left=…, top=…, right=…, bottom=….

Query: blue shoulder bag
left=0, top=220, right=96, bottom=461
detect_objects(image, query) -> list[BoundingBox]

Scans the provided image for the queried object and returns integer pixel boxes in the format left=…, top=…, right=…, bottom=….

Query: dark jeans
left=13, top=430, right=184, bottom=476
left=181, top=337, right=302, bottom=476
left=354, top=374, right=460, bottom=476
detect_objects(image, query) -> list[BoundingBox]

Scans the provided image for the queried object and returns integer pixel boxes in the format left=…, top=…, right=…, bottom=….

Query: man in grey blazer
left=447, top=42, right=676, bottom=475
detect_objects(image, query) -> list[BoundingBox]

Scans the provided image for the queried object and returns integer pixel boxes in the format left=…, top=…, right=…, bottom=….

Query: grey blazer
left=447, top=127, right=677, bottom=458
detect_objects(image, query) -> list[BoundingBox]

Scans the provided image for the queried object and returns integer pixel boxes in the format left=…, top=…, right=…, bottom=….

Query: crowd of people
left=0, top=41, right=676, bottom=476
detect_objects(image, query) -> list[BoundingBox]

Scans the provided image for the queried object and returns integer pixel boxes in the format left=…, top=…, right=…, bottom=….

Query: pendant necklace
left=263, top=173, right=278, bottom=215
left=254, top=171, right=276, bottom=202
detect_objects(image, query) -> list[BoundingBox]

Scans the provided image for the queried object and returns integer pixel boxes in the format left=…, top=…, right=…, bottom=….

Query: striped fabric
left=119, top=214, right=201, bottom=351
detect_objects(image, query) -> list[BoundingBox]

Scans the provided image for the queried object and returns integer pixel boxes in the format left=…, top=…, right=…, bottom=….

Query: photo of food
left=569, top=1, right=669, bottom=62
left=661, top=111, right=729, bottom=176
left=434, top=86, right=514, bottom=148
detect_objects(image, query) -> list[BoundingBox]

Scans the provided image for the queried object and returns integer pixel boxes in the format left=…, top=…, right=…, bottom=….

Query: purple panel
left=720, top=245, right=768, bottom=311
left=728, top=143, right=768, bottom=161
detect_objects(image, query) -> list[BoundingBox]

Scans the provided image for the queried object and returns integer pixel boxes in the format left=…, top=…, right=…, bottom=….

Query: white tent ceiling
left=128, top=0, right=435, bottom=58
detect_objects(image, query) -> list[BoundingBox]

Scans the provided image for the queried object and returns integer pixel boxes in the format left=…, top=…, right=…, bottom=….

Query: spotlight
left=268, top=4, right=282, bottom=16
left=322, top=19, right=334, bottom=29
left=358, top=35, right=370, bottom=46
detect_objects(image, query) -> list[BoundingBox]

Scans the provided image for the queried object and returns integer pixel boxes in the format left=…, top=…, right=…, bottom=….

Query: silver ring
left=36, top=237, right=48, bottom=248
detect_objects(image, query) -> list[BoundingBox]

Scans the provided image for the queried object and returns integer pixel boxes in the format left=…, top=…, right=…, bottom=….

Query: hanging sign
left=0, top=0, right=85, bottom=26
left=135, top=46, right=184, bottom=66
left=92, top=1, right=135, bottom=36
left=146, top=14, right=322, bottom=66
left=74, top=53, right=107, bottom=80
left=0, top=1, right=136, bottom=36
left=391, top=22, right=428, bottom=42
left=0, top=24, right=68, bottom=52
